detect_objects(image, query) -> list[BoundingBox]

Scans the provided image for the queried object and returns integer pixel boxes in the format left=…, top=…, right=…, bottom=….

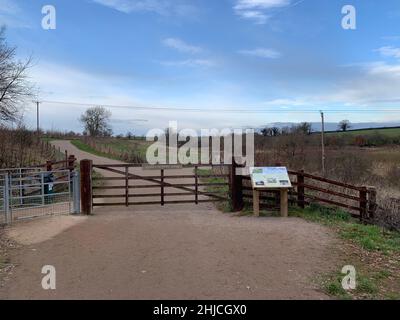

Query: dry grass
left=255, top=133, right=400, bottom=230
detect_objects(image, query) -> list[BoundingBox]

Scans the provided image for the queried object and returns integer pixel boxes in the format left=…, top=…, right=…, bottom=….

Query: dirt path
left=0, top=140, right=339, bottom=299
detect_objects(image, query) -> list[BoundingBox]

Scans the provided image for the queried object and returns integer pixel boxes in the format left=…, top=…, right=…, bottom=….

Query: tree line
left=260, top=120, right=352, bottom=137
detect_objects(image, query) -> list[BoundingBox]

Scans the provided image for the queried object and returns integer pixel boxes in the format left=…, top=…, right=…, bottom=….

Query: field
left=326, top=127, right=400, bottom=138
left=70, top=137, right=151, bottom=163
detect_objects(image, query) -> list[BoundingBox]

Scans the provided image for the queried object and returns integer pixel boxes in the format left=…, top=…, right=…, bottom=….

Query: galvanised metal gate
left=0, top=174, right=9, bottom=224
left=0, top=168, right=80, bottom=224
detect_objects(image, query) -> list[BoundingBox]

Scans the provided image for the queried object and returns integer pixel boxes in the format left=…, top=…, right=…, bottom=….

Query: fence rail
left=237, top=165, right=377, bottom=221
left=81, top=159, right=377, bottom=222
left=83, top=161, right=230, bottom=213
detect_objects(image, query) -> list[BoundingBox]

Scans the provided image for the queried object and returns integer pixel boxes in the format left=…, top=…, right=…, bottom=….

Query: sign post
left=250, top=167, right=292, bottom=217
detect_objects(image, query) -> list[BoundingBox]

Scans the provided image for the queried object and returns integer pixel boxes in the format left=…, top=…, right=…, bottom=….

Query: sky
left=1, top=0, right=400, bottom=135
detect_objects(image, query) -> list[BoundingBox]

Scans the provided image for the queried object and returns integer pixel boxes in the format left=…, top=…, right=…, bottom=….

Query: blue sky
left=1, top=0, right=400, bottom=134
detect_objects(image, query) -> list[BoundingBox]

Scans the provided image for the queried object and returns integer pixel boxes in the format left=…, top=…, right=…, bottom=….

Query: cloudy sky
left=1, top=0, right=400, bottom=134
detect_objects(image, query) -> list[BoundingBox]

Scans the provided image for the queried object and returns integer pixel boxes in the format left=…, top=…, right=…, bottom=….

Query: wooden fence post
left=297, top=170, right=305, bottom=209
left=230, top=158, right=244, bottom=212
left=161, top=169, right=165, bottom=206
left=68, top=155, right=76, bottom=172
left=125, top=166, right=129, bottom=207
left=194, top=166, right=199, bottom=205
left=80, top=159, right=93, bottom=215
left=367, top=186, right=377, bottom=220
left=359, top=187, right=368, bottom=222
left=46, top=160, right=52, bottom=172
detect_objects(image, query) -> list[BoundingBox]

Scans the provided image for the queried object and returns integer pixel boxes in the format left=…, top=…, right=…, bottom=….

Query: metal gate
left=0, top=168, right=80, bottom=224
left=0, top=174, right=8, bottom=224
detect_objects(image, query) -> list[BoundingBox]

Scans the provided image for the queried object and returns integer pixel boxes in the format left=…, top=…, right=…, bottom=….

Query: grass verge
left=70, top=138, right=149, bottom=163
left=291, top=204, right=400, bottom=300
left=70, top=139, right=121, bottom=161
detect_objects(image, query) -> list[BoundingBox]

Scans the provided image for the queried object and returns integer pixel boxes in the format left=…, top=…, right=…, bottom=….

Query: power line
left=41, top=100, right=400, bottom=114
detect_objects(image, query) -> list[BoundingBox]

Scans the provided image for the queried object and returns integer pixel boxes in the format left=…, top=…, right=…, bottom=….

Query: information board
left=250, top=167, right=292, bottom=189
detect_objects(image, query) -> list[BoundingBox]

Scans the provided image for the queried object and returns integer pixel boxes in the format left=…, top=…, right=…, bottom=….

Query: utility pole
left=36, top=101, right=40, bottom=134
left=320, top=111, right=326, bottom=176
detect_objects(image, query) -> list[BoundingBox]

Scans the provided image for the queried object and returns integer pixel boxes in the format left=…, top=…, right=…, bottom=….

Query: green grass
left=323, top=271, right=382, bottom=300
left=197, top=168, right=232, bottom=212
left=70, top=139, right=121, bottom=161
left=328, top=127, right=400, bottom=138
left=97, top=138, right=149, bottom=158
left=91, top=170, right=105, bottom=188
left=291, top=204, right=400, bottom=254
left=290, top=204, right=400, bottom=299
left=71, top=138, right=151, bottom=163
left=340, top=224, right=400, bottom=254
left=0, top=253, right=10, bottom=270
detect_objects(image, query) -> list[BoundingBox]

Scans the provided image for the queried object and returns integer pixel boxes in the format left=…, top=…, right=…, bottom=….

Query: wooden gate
left=80, top=160, right=232, bottom=214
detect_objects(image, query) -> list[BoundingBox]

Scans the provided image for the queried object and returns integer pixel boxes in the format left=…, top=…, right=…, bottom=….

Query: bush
left=325, top=151, right=372, bottom=184
left=386, top=165, right=400, bottom=188
left=0, top=126, right=58, bottom=168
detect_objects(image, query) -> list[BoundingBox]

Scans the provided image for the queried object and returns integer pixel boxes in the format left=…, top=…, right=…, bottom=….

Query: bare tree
left=297, top=122, right=312, bottom=135
left=261, top=126, right=280, bottom=137
left=0, top=26, right=33, bottom=122
left=80, top=106, right=112, bottom=137
left=338, top=120, right=351, bottom=132
left=126, top=131, right=133, bottom=139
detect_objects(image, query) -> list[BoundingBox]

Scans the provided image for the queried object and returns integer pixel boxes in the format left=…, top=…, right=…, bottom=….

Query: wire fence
left=0, top=174, right=6, bottom=224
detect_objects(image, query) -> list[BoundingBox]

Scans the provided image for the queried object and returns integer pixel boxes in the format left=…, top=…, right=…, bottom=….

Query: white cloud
left=91, top=0, right=196, bottom=16
left=92, top=0, right=164, bottom=14
left=0, top=0, right=19, bottom=14
left=260, top=61, right=400, bottom=112
left=0, top=0, right=30, bottom=28
left=239, top=48, right=281, bottom=59
left=263, top=98, right=307, bottom=106
left=376, top=46, right=400, bottom=59
left=234, top=0, right=291, bottom=24
left=235, top=0, right=291, bottom=10
left=160, top=59, right=215, bottom=67
left=162, top=38, right=202, bottom=54
left=366, top=61, right=400, bottom=78
left=26, top=59, right=400, bottom=134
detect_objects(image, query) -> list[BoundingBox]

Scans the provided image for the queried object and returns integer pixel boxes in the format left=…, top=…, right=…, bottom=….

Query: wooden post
left=297, top=170, right=305, bottom=209
left=65, top=150, right=68, bottom=168
left=80, top=159, right=93, bottom=215
left=161, top=169, right=165, bottom=206
left=275, top=190, right=280, bottom=210
left=194, top=166, right=199, bottom=205
left=125, top=166, right=129, bottom=207
left=280, top=189, right=289, bottom=217
left=359, top=187, right=368, bottom=222
left=68, top=155, right=76, bottom=172
left=367, top=187, right=377, bottom=220
left=229, top=159, right=244, bottom=212
left=253, top=189, right=260, bottom=217
left=46, top=160, right=52, bottom=172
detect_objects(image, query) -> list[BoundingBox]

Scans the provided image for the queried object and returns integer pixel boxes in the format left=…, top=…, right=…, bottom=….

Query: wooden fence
left=80, top=161, right=230, bottom=214
left=78, top=159, right=377, bottom=222
left=230, top=161, right=377, bottom=221
left=34, top=153, right=77, bottom=172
